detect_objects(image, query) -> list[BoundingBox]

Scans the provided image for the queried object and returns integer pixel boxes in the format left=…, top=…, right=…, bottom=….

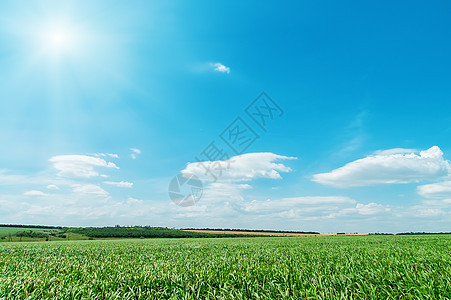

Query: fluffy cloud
left=176, top=153, right=296, bottom=219
left=103, top=181, right=133, bottom=188
left=354, top=203, right=388, bottom=215
left=211, top=62, right=230, bottom=74
left=24, top=190, right=47, bottom=197
left=243, top=196, right=356, bottom=213
left=182, top=152, right=296, bottom=182
left=201, top=182, right=252, bottom=203
left=46, top=184, right=59, bottom=190
left=282, top=196, right=356, bottom=205
left=72, top=184, right=109, bottom=196
left=327, top=203, right=390, bottom=219
left=95, top=153, right=119, bottom=159
left=186, top=191, right=390, bottom=225
left=313, top=146, right=449, bottom=187
left=130, top=148, right=141, bottom=159
left=417, top=181, right=451, bottom=199
left=415, top=207, right=447, bottom=217
left=49, top=155, right=119, bottom=178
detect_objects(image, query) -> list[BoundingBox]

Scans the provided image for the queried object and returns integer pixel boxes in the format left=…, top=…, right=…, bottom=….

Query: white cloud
left=4, top=147, right=451, bottom=232
left=201, top=182, right=252, bottom=203
left=282, top=196, right=356, bottom=205
left=313, top=146, right=449, bottom=187
left=174, top=153, right=296, bottom=220
left=182, top=152, right=296, bottom=182
left=417, top=181, right=451, bottom=199
left=72, top=184, right=109, bottom=197
left=416, top=180, right=451, bottom=208
left=355, top=203, right=388, bottom=215
left=125, top=197, right=143, bottom=205
left=103, top=181, right=133, bottom=188
left=416, top=208, right=446, bottom=217
left=374, top=148, right=418, bottom=155
left=94, top=153, right=118, bottom=158
left=46, top=184, right=59, bottom=190
left=130, top=148, right=141, bottom=159
left=243, top=196, right=356, bottom=213
left=24, top=190, right=47, bottom=197
left=329, top=202, right=390, bottom=218
left=49, top=155, right=119, bottom=178
left=211, top=62, right=230, bottom=74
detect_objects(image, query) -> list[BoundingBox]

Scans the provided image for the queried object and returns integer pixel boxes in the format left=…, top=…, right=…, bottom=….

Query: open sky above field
left=1, top=1, right=451, bottom=233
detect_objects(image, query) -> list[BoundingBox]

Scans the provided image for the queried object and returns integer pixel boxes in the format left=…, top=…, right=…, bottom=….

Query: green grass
left=0, top=235, right=450, bottom=299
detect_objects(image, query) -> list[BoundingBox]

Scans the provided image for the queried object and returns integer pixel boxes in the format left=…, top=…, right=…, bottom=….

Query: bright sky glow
left=46, top=29, right=71, bottom=51
left=34, top=24, right=76, bottom=59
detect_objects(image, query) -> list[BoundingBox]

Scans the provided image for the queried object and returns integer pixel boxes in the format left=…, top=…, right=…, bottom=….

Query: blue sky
left=1, top=1, right=451, bottom=232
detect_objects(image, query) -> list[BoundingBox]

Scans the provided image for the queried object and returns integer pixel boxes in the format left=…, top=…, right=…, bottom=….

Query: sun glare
left=46, top=30, right=68, bottom=52
left=37, top=23, right=80, bottom=57
left=50, top=32, right=66, bottom=47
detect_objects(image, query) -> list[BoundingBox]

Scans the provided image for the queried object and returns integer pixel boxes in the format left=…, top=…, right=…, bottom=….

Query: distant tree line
left=67, top=226, right=252, bottom=238
left=183, top=228, right=320, bottom=234
left=369, top=233, right=394, bottom=235
left=396, top=232, right=451, bottom=235
left=0, top=224, right=63, bottom=229
left=16, top=230, right=48, bottom=239
left=369, top=232, right=451, bottom=235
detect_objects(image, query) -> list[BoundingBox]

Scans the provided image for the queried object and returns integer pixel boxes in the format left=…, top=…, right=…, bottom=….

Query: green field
left=1, top=235, right=450, bottom=299
left=0, top=227, right=60, bottom=239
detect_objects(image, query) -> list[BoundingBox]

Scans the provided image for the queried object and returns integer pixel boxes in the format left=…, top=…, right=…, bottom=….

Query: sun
left=50, top=31, right=67, bottom=48
left=43, top=30, right=69, bottom=54
left=37, top=23, right=80, bottom=57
